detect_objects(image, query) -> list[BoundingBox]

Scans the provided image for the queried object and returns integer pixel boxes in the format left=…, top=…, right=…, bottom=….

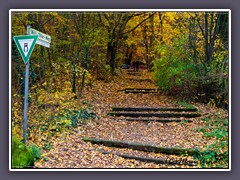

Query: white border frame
left=9, top=9, right=231, bottom=172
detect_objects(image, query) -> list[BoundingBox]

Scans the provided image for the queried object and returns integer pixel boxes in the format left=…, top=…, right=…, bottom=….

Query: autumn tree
left=98, top=12, right=155, bottom=75
left=194, top=12, right=229, bottom=107
left=139, top=12, right=156, bottom=71
left=68, top=13, right=99, bottom=96
left=153, top=11, right=229, bottom=108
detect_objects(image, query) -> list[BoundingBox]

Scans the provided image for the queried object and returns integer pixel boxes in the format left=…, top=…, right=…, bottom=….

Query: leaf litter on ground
left=35, top=69, right=227, bottom=169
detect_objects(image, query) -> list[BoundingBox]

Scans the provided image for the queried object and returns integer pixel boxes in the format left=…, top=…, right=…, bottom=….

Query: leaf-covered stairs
left=108, top=106, right=200, bottom=123
left=81, top=69, right=202, bottom=167
left=83, top=105, right=201, bottom=166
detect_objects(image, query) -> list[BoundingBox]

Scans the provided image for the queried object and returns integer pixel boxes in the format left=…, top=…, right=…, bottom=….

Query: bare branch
left=122, top=12, right=156, bottom=35
left=195, top=12, right=207, bottom=42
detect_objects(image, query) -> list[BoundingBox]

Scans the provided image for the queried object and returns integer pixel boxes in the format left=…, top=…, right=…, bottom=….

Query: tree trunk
left=125, top=46, right=133, bottom=65
left=40, top=47, right=45, bottom=86
left=72, top=48, right=81, bottom=95
left=107, top=41, right=118, bottom=76
left=188, top=16, right=201, bottom=76
left=72, top=60, right=77, bottom=95
left=204, top=13, right=221, bottom=68
left=149, top=13, right=154, bottom=71
left=80, top=41, right=90, bottom=96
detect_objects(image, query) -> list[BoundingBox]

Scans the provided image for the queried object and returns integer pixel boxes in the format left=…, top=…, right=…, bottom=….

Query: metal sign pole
left=23, top=24, right=31, bottom=144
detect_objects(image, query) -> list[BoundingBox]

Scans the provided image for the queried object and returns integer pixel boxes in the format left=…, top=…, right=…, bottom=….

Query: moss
left=11, top=136, right=35, bottom=168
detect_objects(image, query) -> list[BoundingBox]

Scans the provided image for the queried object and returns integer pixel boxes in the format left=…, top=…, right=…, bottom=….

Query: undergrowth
left=12, top=84, right=97, bottom=167
left=193, top=113, right=229, bottom=168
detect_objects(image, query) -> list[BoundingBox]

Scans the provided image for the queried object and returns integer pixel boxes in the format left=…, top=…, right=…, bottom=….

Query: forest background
left=10, top=10, right=229, bottom=168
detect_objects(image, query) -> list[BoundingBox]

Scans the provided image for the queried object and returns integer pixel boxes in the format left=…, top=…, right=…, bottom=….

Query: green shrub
left=193, top=115, right=229, bottom=168
left=193, top=141, right=228, bottom=168
left=55, top=109, right=96, bottom=128
left=153, top=35, right=198, bottom=96
left=28, top=144, right=42, bottom=161
left=12, top=136, right=34, bottom=168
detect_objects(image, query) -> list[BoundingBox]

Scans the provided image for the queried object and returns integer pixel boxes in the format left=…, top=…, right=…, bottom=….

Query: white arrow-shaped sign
left=29, top=28, right=51, bottom=48
left=13, top=34, right=38, bottom=64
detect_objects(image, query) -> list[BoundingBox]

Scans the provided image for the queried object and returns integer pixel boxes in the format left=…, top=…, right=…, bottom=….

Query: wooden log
left=82, top=137, right=195, bottom=155
left=123, top=88, right=158, bottom=94
left=124, top=91, right=158, bottom=94
left=127, top=70, right=141, bottom=74
left=126, top=73, right=141, bottom=76
left=101, top=150, right=166, bottom=164
left=127, top=79, right=152, bottom=83
left=125, top=91, right=157, bottom=94
left=108, top=112, right=201, bottom=118
left=126, top=71, right=141, bottom=74
left=124, top=88, right=157, bottom=91
left=112, top=118, right=193, bottom=123
left=111, top=107, right=198, bottom=112
left=117, top=89, right=157, bottom=93
left=100, top=151, right=197, bottom=166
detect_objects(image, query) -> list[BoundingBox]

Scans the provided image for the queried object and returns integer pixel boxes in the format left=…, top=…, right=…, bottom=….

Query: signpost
left=13, top=34, right=38, bottom=64
left=13, top=25, right=51, bottom=144
left=29, top=28, right=51, bottom=48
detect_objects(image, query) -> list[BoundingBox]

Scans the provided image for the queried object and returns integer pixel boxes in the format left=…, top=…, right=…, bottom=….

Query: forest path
left=35, top=69, right=213, bottom=168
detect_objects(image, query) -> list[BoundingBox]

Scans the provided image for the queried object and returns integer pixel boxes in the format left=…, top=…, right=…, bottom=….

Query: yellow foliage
left=12, top=93, right=23, bottom=139
left=42, top=82, right=47, bottom=87
left=37, top=88, right=76, bottom=106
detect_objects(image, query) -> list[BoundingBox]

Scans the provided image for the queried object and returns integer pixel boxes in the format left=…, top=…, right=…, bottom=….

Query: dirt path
left=35, top=69, right=215, bottom=168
